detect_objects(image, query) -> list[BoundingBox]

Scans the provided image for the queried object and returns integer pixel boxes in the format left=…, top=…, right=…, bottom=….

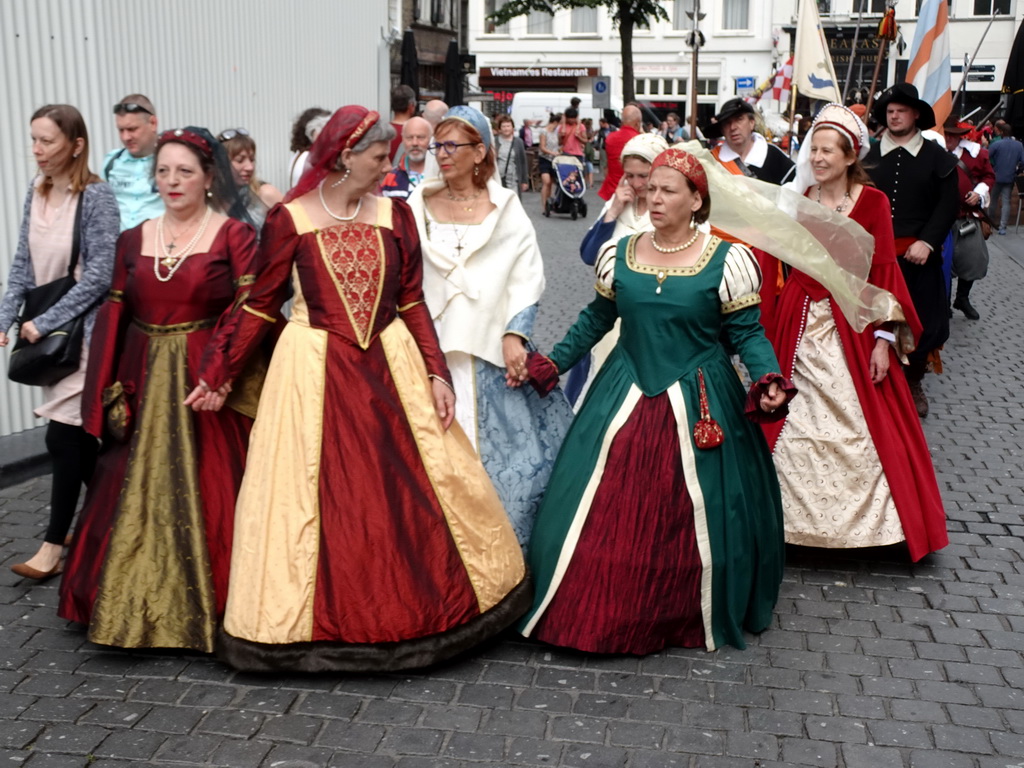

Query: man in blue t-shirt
left=988, top=122, right=1024, bottom=235
left=104, top=94, right=164, bottom=231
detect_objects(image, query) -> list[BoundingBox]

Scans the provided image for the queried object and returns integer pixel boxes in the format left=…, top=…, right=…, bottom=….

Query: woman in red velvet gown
left=763, top=105, right=947, bottom=562
left=58, top=128, right=259, bottom=651
left=190, top=106, right=529, bottom=672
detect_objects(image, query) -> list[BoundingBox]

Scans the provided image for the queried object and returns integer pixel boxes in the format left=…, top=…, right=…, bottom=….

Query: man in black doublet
left=865, top=84, right=958, bottom=418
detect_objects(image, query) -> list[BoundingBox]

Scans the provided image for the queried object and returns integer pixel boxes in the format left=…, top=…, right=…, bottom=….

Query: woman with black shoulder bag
left=494, top=114, right=528, bottom=198
left=0, top=104, right=119, bottom=579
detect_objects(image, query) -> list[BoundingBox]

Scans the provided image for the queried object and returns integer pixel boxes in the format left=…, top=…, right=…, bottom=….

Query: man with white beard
left=380, top=116, right=432, bottom=199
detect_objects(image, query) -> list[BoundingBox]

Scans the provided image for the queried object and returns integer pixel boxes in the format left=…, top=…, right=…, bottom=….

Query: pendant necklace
left=155, top=207, right=212, bottom=282
left=649, top=230, right=701, bottom=295
left=319, top=179, right=362, bottom=221
left=816, top=184, right=851, bottom=213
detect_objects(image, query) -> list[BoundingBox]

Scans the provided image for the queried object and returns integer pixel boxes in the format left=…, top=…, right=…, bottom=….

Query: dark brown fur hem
left=216, top=575, right=533, bottom=673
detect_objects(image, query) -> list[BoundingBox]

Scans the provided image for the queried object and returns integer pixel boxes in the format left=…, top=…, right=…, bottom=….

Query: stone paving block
left=260, top=743, right=336, bottom=767
left=444, top=731, right=505, bottom=761
left=550, top=715, right=608, bottom=743
left=724, top=730, right=777, bottom=760
left=22, top=755, right=92, bottom=768
left=19, top=650, right=80, bottom=674
left=804, top=715, right=869, bottom=744
left=126, top=679, right=185, bottom=704
left=70, top=678, right=130, bottom=700
left=625, top=699, right=684, bottom=724
left=152, top=733, right=222, bottom=761
left=236, top=687, right=298, bottom=713
left=13, top=673, right=80, bottom=698
left=889, top=698, right=948, bottom=723
left=747, top=708, right=804, bottom=737
left=134, top=704, right=205, bottom=734
left=515, top=688, right=573, bottom=713
left=991, top=730, right=1024, bottom=757
left=859, top=675, right=918, bottom=699
left=560, top=743, right=629, bottom=768
left=805, top=633, right=858, bottom=654
left=934, top=723, right=994, bottom=755
left=711, top=682, right=769, bottom=708
left=839, top=743, right=906, bottom=768
left=656, top=678, right=712, bottom=702
left=506, top=736, right=562, bottom=765
left=779, top=737, right=838, bottom=767
left=257, top=713, right=324, bottom=745
left=356, top=699, right=423, bottom=725
left=33, top=724, right=109, bottom=754
left=209, top=738, right=273, bottom=768
left=176, top=660, right=236, bottom=684
left=607, top=721, right=665, bottom=749
left=419, top=705, right=483, bottom=732
left=945, top=660, right=1007, bottom=685
left=426, top=659, right=486, bottom=683
left=683, top=703, right=745, bottom=731
left=0, top=670, right=28, bottom=694
left=914, top=641, right=968, bottom=662
left=316, top=720, right=385, bottom=752
left=17, top=697, right=92, bottom=724
left=573, top=693, right=630, bottom=718
left=456, top=683, right=514, bottom=709
left=78, top=701, right=148, bottom=728
left=388, top=678, right=459, bottom=703
left=915, top=680, right=980, bottom=705
left=770, top=690, right=833, bottom=715
left=866, top=720, right=934, bottom=748
left=908, top=748, right=977, bottom=768
left=535, top=667, right=596, bottom=691
left=823, top=652, right=882, bottom=676
left=623, top=750, right=687, bottom=767
left=294, top=691, right=363, bottom=720
left=326, top=754, right=396, bottom=768
left=968, top=646, right=1024, bottom=667
left=392, top=758, right=467, bottom=768
left=873, top=619, right=932, bottom=641
left=178, top=683, right=237, bottom=707
left=93, top=729, right=166, bottom=760
left=378, top=726, right=444, bottom=756
left=479, top=662, right=536, bottom=686
left=197, top=708, right=264, bottom=738
left=598, top=671, right=661, bottom=694
left=481, top=708, right=548, bottom=738
left=0, top=720, right=43, bottom=748
left=862, top=638, right=919, bottom=660
left=801, top=671, right=859, bottom=695
left=663, top=725, right=724, bottom=756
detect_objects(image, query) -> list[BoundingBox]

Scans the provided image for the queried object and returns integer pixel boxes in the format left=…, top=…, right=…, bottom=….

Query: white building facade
left=468, top=1, right=778, bottom=125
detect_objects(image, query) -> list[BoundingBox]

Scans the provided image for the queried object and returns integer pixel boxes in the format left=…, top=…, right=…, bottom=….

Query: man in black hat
left=704, top=98, right=795, bottom=336
left=705, top=98, right=795, bottom=184
left=865, top=83, right=959, bottom=418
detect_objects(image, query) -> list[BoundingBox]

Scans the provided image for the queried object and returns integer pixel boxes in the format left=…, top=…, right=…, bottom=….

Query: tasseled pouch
left=692, top=367, right=724, bottom=450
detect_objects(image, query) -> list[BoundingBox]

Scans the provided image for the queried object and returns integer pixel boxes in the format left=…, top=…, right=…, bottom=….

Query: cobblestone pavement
left=2, top=190, right=1024, bottom=767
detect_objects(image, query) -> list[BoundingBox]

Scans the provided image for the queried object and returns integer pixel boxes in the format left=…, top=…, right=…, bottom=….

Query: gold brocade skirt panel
left=773, top=300, right=904, bottom=549
left=89, top=333, right=218, bottom=652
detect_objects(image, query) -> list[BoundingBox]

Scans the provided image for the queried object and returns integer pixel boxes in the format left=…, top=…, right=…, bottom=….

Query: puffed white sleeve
left=594, top=241, right=617, bottom=301
left=719, top=243, right=762, bottom=314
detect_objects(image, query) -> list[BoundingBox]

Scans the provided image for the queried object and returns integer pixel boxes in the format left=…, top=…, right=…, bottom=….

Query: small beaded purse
left=692, top=368, right=724, bottom=450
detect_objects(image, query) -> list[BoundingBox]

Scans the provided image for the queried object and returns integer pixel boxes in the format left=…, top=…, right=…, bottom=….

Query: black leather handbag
left=8, top=197, right=88, bottom=387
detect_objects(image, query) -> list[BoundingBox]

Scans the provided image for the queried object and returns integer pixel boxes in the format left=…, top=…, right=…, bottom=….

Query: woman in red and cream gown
left=191, top=106, right=530, bottom=672
left=764, top=104, right=947, bottom=561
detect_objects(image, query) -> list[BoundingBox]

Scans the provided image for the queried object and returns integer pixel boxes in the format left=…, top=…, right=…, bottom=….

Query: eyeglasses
left=428, top=141, right=477, bottom=156
left=112, top=102, right=153, bottom=116
left=217, top=128, right=250, bottom=142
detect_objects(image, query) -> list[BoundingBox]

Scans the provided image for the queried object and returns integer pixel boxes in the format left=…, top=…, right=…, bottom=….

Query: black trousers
left=44, top=420, right=98, bottom=545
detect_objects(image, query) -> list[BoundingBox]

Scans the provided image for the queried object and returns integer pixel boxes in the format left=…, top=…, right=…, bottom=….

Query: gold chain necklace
left=446, top=185, right=481, bottom=212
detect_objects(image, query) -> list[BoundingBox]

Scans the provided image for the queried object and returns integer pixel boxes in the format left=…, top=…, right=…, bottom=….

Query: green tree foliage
left=488, top=1, right=670, bottom=104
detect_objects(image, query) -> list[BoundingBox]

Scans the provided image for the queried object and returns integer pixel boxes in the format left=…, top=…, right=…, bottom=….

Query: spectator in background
left=988, top=121, right=1024, bottom=235
left=538, top=113, right=562, bottom=215
left=288, top=107, right=330, bottom=189
left=422, top=99, right=449, bottom=131
left=494, top=114, right=528, bottom=197
left=519, top=119, right=534, bottom=148
left=104, top=94, right=163, bottom=230
left=558, top=108, right=588, bottom=162
left=380, top=115, right=432, bottom=200
left=389, top=84, right=417, bottom=162
left=598, top=104, right=642, bottom=200
left=219, top=128, right=284, bottom=233
left=664, top=112, right=684, bottom=143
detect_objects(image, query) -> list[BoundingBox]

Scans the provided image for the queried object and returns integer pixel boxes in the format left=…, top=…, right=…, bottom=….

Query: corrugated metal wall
left=0, top=0, right=394, bottom=437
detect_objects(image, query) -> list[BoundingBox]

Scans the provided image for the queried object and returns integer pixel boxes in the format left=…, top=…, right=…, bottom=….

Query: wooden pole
left=689, top=0, right=700, bottom=140
left=842, top=1, right=866, bottom=103
left=951, top=10, right=999, bottom=114
left=864, top=38, right=888, bottom=116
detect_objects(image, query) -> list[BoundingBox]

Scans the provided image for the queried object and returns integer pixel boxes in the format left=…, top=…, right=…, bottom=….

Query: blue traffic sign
left=735, top=76, right=756, bottom=90
left=595, top=80, right=608, bottom=93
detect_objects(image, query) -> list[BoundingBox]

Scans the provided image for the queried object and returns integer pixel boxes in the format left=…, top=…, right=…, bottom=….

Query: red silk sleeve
left=81, top=230, right=134, bottom=438
left=198, top=205, right=297, bottom=390
left=198, top=220, right=259, bottom=383
left=392, top=201, right=452, bottom=384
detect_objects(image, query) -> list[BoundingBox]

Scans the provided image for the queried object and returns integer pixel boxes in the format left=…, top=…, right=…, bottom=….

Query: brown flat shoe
left=908, top=379, right=929, bottom=418
left=11, top=561, right=64, bottom=581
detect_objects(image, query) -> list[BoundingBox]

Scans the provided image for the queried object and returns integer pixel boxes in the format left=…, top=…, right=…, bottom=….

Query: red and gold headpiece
left=651, top=148, right=709, bottom=198
left=157, top=128, right=214, bottom=162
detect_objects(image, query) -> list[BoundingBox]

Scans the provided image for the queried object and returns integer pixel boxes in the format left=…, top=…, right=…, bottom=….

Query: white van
left=509, top=91, right=618, bottom=128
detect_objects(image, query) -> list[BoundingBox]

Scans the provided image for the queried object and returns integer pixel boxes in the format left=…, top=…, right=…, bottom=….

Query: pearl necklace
left=154, top=208, right=212, bottom=282
left=816, top=184, right=851, bottom=213
left=651, top=229, right=700, bottom=254
left=318, top=179, right=362, bottom=222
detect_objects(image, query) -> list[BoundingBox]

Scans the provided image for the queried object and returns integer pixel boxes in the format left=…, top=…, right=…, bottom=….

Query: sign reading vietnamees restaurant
left=479, top=66, right=601, bottom=89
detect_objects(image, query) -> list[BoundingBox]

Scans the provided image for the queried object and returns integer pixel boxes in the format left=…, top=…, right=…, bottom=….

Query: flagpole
left=842, top=1, right=866, bottom=103
left=865, top=38, right=888, bottom=115
left=950, top=10, right=999, bottom=114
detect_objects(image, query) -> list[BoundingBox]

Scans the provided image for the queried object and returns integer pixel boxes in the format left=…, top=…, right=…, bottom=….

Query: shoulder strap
left=103, top=148, right=125, bottom=181
left=67, top=193, right=85, bottom=277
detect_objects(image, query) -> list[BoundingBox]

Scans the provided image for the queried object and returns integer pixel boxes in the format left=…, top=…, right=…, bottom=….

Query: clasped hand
left=183, top=379, right=232, bottom=411
left=503, top=334, right=528, bottom=388
left=759, top=381, right=786, bottom=413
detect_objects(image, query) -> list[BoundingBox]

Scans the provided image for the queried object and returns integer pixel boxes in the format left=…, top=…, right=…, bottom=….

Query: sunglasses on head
left=113, top=102, right=153, bottom=116
left=217, top=128, right=250, bottom=142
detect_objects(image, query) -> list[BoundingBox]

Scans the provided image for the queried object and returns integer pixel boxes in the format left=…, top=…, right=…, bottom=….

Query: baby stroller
left=545, top=154, right=588, bottom=220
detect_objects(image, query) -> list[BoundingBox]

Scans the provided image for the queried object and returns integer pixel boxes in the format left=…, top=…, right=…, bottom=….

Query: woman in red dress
left=763, top=104, right=947, bottom=561
left=189, top=106, right=529, bottom=672
left=58, top=128, right=259, bottom=651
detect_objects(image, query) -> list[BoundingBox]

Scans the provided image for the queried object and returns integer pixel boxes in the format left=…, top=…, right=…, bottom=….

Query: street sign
left=593, top=76, right=611, bottom=109
left=735, top=76, right=756, bottom=90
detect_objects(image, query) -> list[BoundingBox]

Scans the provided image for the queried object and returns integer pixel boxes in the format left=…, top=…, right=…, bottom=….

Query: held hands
left=759, top=381, right=787, bottom=413
left=183, top=378, right=232, bottom=412
left=432, top=378, right=455, bottom=431
left=869, top=338, right=890, bottom=384
left=903, top=240, right=931, bottom=266
left=18, top=321, right=41, bottom=343
left=503, top=334, right=529, bottom=388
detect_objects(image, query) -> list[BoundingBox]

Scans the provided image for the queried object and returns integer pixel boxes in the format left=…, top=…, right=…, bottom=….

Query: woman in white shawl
left=566, top=133, right=668, bottom=406
left=408, top=106, right=573, bottom=550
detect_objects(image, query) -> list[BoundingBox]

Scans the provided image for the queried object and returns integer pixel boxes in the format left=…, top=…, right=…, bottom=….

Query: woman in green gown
left=521, top=148, right=795, bottom=654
